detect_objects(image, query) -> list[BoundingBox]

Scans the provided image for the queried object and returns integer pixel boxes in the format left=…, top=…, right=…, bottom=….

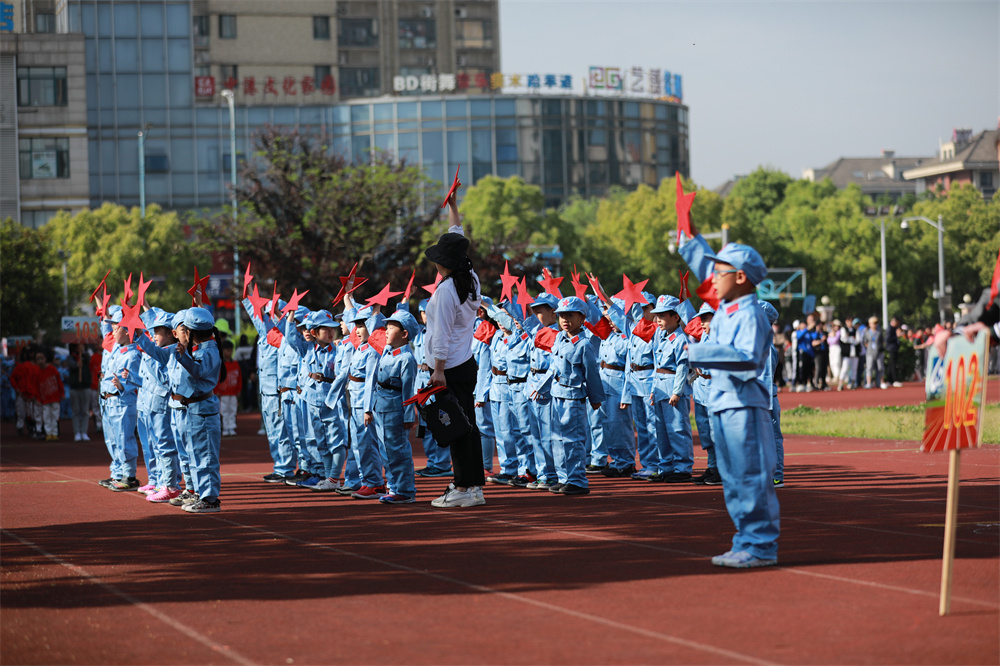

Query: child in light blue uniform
left=690, top=303, right=721, bottom=485
left=759, top=300, right=785, bottom=488
left=413, top=299, right=452, bottom=477
left=502, top=299, right=540, bottom=487
left=279, top=306, right=320, bottom=483
left=242, top=297, right=296, bottom=483
left=545, top=296, right=606, bottom=495
left=137, top=307, right=178, bottom=500
left=684, top=236, right=780, bottom=568
left=597, top=306, right=635, bottom=477
left=364, top=310, right=419, bottom=504
left=345, top=304, right=387, bottom=499
left=522, top=292, right=559, bottom=489
left=485, top=306, right=518, bottom=485
left=328, top=308, right=360, bottom=493
left=648, top=294, right=694, bottom=482
left=99, top=306, right=142, bottom=492
left=134, top=312, right=161, bottom=494
left=614, top=295, right=659, bottom=479
left=471, top=299, right=498, bottom=474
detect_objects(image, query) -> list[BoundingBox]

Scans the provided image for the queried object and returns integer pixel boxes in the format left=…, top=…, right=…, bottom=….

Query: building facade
left=903, top=128, right=999, bottom=200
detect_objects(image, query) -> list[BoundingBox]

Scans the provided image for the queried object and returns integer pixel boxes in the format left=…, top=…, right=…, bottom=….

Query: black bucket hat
left=424, top=232, right=470, bottom=270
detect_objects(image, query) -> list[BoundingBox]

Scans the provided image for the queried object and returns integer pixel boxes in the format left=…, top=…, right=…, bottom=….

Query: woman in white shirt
left=424, top=189, right=486, bottom=508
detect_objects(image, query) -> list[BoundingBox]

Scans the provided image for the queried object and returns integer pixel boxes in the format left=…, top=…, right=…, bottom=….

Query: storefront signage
left=195, top=75, right=337, bottom=98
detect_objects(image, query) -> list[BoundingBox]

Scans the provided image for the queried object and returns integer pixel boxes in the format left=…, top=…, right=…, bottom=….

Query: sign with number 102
left=922, top=330, right=990, bottom=453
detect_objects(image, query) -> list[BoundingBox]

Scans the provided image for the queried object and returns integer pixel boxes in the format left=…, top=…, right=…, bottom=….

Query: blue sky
left=499, top=0, right=999, bottom=189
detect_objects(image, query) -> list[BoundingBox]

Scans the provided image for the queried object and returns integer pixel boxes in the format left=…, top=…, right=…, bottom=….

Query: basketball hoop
left=778, top=292, right=793, bottom=308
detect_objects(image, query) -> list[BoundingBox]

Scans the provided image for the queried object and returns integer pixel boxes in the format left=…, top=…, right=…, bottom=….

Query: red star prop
left=243, top=262, right=253, bottom=300
left=613, top=273, right=650, bottom=317
left=570, top=265, right=589, bottom=300
left=441, top=165, right=461, bottom=209
left=586, top=273, right=611, bottom=305
left=422, top=273, right=443, bottom=296
left=696, top=274, right=720, bottom=310
left=499, top=260, right=518, bottom=304
left=96, top=287, right=111, bottom=319
left=89, top=269, right=112, bottom=303
left=675, top=172, right=697, bottom=244
left=119, top=300, right=146, bottom=343
left=248, top=284, right=269, bottom=323
left=281, top=288, right=309, bottom=316
left=268, top=283, right=281, bottom=319
left=402, top=270, right=416, bottom=303
left=678, top=270, right=691, bottom=301
left=990, top=245, right=1000, bottom=305
left=537, top=268, right=564, bottom=299
left=366, top=282, right=403, bottom=308
left=516, top=276, right=534, bottom=319
left=333, top=263, right=368, bottom=306
left=188, top=266, right=210, bottom=307
left=122, top=273, right=134, bottom=305
left=136, top=272, right=153, bottom=309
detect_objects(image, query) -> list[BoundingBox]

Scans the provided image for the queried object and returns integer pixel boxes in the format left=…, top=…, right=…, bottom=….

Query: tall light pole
left=220, top=89, right=240, bottom=340
left=137, top=123, right=152, bottom=218
left=866, top=205, right=897, bottom=328
left=900, top=215, right=947, bottom=324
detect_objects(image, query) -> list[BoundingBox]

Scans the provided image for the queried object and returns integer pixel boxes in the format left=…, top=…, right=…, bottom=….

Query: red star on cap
left=136, top=272, right=153, bottom=309
left=89, top=269, right=112, bottom=303
left=243, top=261, right=253, bottom=300
left=119, top=299, right=146, bottom=343
left=122, top=273, right=134, bottom=305
left=516, top=276, right=534, bottom=319
left=333, top=262, right=368, bottom=306
left=613, top=273, right=650, bottom=317
left=499, top=260, right=518, bottom=304
left=675, top=172, right=697, bottom=244
left=537, top=268, right=564, bottom=299
left=422, top=273, right=443, bottom=296
left=366, top=281, right=403, bottom=308
left=281, top=288, right=309, bottom=316
left=248, top=283, right=269, bottom=322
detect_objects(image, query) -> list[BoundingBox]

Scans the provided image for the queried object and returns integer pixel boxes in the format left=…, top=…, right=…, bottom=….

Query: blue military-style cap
left=677, top=299, right=698, bottom=326
left=486, top=302, right=514, bottom=331
left=641, top=291, right=655, bottom=307
left=103, top=305, right=123, bottom=324
left=264, top=299, right=288, bottom=315
left=306, top=309, right=335, bottom=329
left=650, top=294, right=681, bottom=315
left=184, top=307, right=215, bottom=331
left=293, top=306, right=311, bottom=324
left=480, top=295, right=493, bottom=309
left=554, top=296, right=588, bottom=315
left=418, top=298, right=429, bottom=313
left=696, top=302, right=716, bottom=318
left=171, top=309, right=188, bottom=329
left=151, top=309, right=175, bottom=329
left=704, top=243, right=768, bottom=286
left=530, top=293, right=559, bottom=310
left=386, top=310, right=420, bottom=340
left=348, top=305, right=373, bottom=323
left=759, top=300, right=779, bottom=325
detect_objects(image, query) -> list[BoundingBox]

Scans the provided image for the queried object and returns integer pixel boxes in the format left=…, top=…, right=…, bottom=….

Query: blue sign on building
left=0, top=3, right=15, bottom=32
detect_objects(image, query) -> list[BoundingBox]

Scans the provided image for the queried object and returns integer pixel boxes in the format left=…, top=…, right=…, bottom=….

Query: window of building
left=218, top=14, right=236, bottom=39
left=220, top=64, right=238, bottom=88
left=193, top=15, right=209, bottom=44
left=981, top=172, right=994, bottom=188
left=145, top=155, right=170, bottom=173
left=399, top=19, right=435, bottom=49
left=35, top=12, right=56, bottom=33
left=16, top=67, right=68, bottom=106
left=19, top=138, right=70, bottom=179
left=339, top=67, right=380, bottom=97
left=314, top=16, right=330, bottom=40
left=339, top=18, right=378, bottom=47
left=20, top=210, right=59, bottom=228
left=455, top=19, right=492, bottom=49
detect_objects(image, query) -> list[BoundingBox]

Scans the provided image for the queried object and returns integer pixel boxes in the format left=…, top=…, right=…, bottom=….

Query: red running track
left=1, top=393, right=997, bottom=665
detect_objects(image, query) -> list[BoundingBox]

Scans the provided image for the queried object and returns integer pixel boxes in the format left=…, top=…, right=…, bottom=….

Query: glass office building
left=70, top=1, right=689, bottom=213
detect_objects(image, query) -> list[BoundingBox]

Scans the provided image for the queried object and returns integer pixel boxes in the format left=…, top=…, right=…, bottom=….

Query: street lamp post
left=900, top=215, right=946, bottom=324
left=137, top=123, right=152, bottom=218
left=866, top=206, right=896, bottom=328
left=57, top=250, right=70, bottom=317
left=221, top=89, right=240, bottom=340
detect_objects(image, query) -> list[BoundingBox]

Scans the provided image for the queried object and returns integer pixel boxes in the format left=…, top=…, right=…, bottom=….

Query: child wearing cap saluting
left=544, top=296, right=605, bottom=495
left=364, top=309, right=419, bottom=504
left=682, top=230, right=780, bottom=568
left=648, top=295, right=694, bottom=483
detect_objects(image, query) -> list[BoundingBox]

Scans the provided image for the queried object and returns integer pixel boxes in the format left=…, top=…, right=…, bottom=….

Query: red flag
left=684, top=315, right=705, bottom=342
left=696, top=274, right=720, bottom=310
left=632, top=317, right=657, bottom=343
left=473, top=320, right=498, bottom=345
left=534, top=326, right=558, bottom=352
left=585, top=318, right=613, bottom=341
left=368, top=328, right=387, bottom=355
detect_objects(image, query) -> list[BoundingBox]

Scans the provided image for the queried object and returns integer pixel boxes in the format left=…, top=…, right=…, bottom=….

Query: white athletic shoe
left=431, top=484, right=485, bottom=508
left=310, top=477, right=342, bottom=492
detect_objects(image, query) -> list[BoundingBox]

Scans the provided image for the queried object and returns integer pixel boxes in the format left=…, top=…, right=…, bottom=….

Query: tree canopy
left=1, top=218, right=63, bottom=337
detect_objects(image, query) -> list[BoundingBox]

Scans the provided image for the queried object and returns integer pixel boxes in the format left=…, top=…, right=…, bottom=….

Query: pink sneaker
left=138, top=484, right=157, bottom=495
left=147, top=487, right=182, bottom=503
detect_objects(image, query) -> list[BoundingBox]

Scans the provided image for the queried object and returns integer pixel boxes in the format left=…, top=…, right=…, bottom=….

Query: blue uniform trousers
left=476, top=401, right=496, bottom=472
left=308, top=402, right=348, bottom=481
left=104, top=398, right=138, bottom=478
left=601, top=399, right=635, bottom=470
left=187, top=411, right=222, bottom=501
left=694, top=401, right=717, bottom=470
left=170, top=408, right=194, bottom=489
left=530, top=396, right=557, bottom=482
left=652, top=397, right=694, bottom=474
left=373, top=409, right=416, bottom=499
left=508, top=384, right=538, bottom=477
left=630, top=394, right=658, bottom=472
left=261, top=393, right=295, bottom=476
left=297, top=397, right=325, bottom=476
left=551, top=397, right=589, bottom=487
left=137, top=410, right=158, bottom=483
left=490, top=397, right=518, bottom=476
left=147, top=409, right=178, bottom=488
left=710, top=406, right=780, bottom=559
left=587, top=400, right=607, bottom=466
left=349, top=402, right=384, bottom=487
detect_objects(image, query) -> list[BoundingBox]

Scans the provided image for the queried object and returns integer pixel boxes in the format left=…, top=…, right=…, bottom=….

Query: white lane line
left=1, top=528, right=259, bottom=666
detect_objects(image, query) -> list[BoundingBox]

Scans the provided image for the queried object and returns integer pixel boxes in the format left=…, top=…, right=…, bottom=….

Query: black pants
left=444, top=356, right=486, bottom=488
left=885, top=350, right=899, bottom=383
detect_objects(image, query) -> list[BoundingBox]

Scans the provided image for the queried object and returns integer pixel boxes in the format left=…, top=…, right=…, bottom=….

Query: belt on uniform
left=491, top=367, right=506, bottom=376
left=100, top=392, right=119, bottom=400
left=530, top=368, right=546, bottom=374
left=630, top=363, right=654, bottom=371
left=278, top=387, right=295, bottom=393
left=601, top=362, right=625, bottom=371
left=378, top=381, right=402, bottom=392
left=309, top=373, right=334, bottom=383
left=170, top=392, right=213, bottom=406
left=348, top=374, right=365, bottom=383
left=656, top=368, right=676, bottom=375
left=508, top=376, right=527, bottom=384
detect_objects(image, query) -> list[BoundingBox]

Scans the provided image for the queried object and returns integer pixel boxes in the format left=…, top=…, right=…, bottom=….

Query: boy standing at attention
left=684, top=237, right=779, bottom=568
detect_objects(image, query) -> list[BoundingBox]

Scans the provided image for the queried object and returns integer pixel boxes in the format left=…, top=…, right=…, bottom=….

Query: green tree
left=200, top=127, right=434, bottom=309
left=45, top=203, right=209, bottom=314
left=1, top=218, right=63, bottom=338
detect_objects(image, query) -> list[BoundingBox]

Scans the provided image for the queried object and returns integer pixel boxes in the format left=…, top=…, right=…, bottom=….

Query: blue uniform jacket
left=134, top=335, right=188, bottom=409
left=364, top=344, right=417, bottom=417
left=548, top=331, right=606, bottom=404
left=471, top=334, right=493, bottom=403
left=101, top=342, right=142, bottom=405
left=688, top=293, right=772, bottom=413
left=242, top=298, right=280, bottom=394
left=599, top=332, right=630, bottom=395
left=652, top=327, right=691, bottom=401
left=175, top=339, right=222, bottom=416
left=488, top=331, right=511, bottom=402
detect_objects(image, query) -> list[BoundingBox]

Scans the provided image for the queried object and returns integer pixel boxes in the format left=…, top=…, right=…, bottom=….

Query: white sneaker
left=880, top=382, right=889, bottom=389
left=81, top=433, right=90, bottom=441
left=74, top=433, right=82, bottom=442
left=892, top=382, right=903, bottom=388
left=257, top=428, right=266, bottom=435
left=310, top=477, right=342, bottom=492
left=431, top=485, right=484, bottom=508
